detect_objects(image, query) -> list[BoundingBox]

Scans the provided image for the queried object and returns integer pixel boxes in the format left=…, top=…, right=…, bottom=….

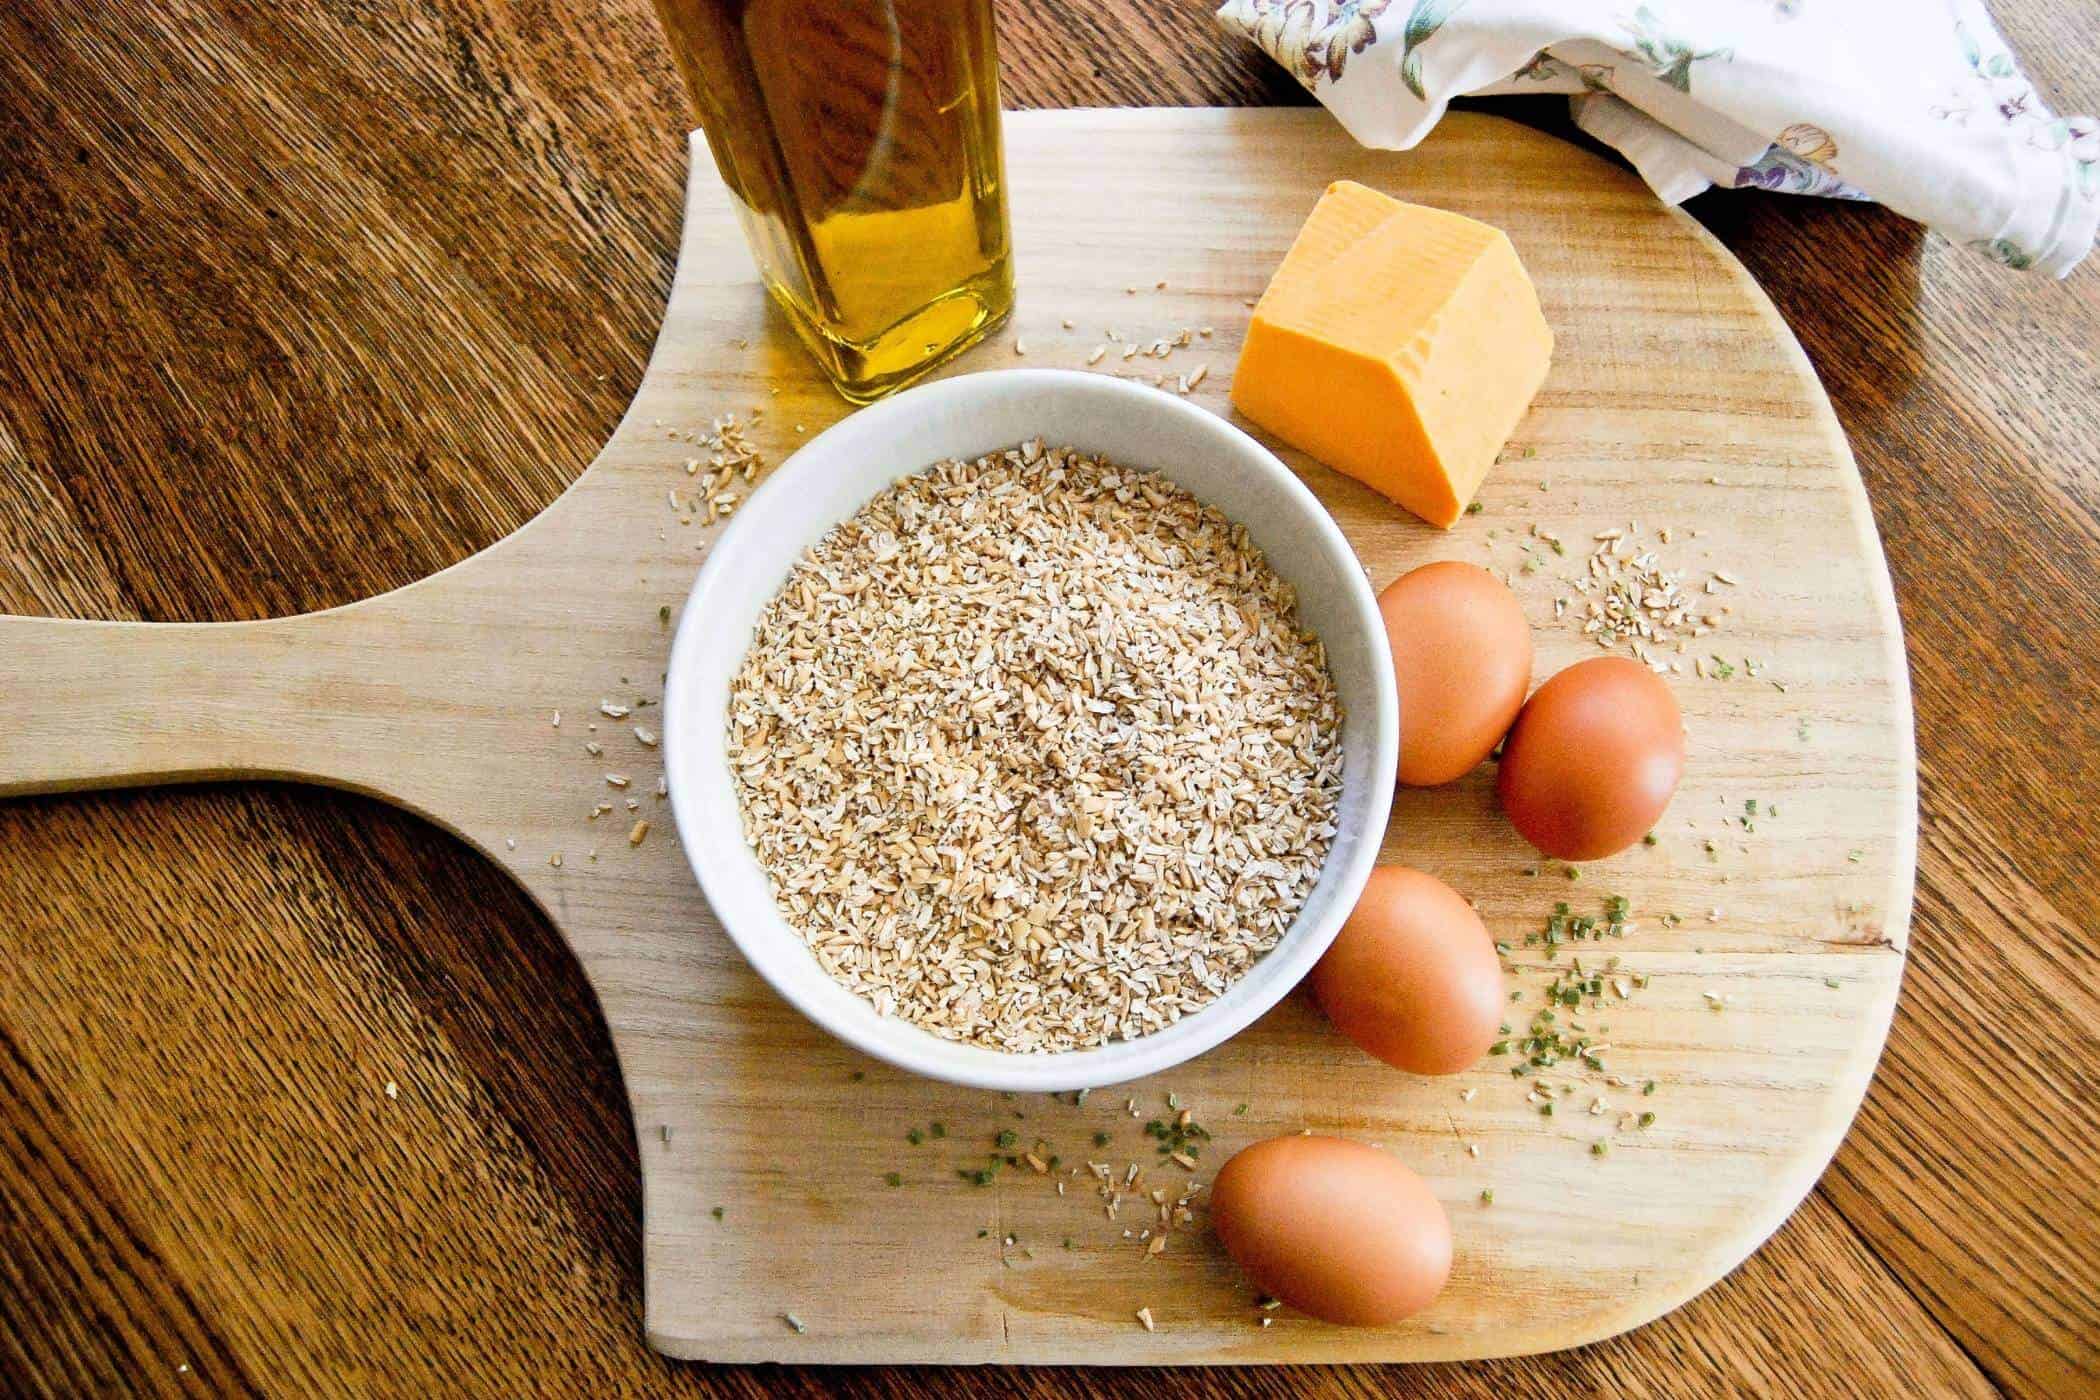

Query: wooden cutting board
left=0, top=108, right=1913, bottom=1363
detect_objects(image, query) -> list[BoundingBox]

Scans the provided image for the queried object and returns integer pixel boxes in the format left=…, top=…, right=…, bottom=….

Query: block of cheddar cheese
left=1231, top=181, right=1553, bottom=529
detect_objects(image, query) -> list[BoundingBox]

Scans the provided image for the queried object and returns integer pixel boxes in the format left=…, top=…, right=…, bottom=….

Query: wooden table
left=0, top=2, right=2092, bottom=1394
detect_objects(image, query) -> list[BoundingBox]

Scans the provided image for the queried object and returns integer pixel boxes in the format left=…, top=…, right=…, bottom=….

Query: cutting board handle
left=0, top=612, right=369, bottom=797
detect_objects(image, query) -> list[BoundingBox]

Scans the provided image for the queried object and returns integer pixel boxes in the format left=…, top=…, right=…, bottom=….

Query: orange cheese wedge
left=1231, top=181, right=1553, bottom=529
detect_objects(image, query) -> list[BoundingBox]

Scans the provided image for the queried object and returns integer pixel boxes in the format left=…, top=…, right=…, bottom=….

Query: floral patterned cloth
left=1217, top=0, right=2096, bottom=275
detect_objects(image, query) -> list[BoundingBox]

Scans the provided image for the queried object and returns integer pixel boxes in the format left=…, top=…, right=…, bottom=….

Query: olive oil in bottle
left=652, top=0, right=1014, bottom=402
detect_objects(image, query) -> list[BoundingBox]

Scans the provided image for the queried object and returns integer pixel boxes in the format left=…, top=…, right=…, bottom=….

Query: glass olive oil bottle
left=652, top=0, right=1014, bottom=402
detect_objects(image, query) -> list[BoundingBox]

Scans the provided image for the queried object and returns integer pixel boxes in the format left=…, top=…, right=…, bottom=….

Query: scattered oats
left=1186, top=362, right=1209, bottom=391
left=1135, top=1307, right=1156, bottom=1332
left=782, top=1313, right=806, bottom=1334
left=1087, top=345, right=1108, bottom=365
left=1013, top=338, right=1027, bottom=356
left=600, top=700, right=630, bottom=719
left=505, top=837, right=517, bottom=850
left=726, top=445, right=1343, bottom=1052
left=548, top=852, right=564, bottom=868
left=384, top=1079, right=398, bottom=1100
left=551, top=710, right=561, bottom=728
left=656, top=774, right=669, bottom=798
left=1061, top=318, right=1075, bottom=329
left=660, top=1123, right=673, bottom=1144
left=585, top=741, right=603, bottom=757
left=634, top=727, right=659, bottom=747
left=629, top=820, right=651, bottom=847
left=591, top=802, right=612, bottom=819
left=605, top=774, right=631, bottom=788
left=1570, top=522, right=1737, bottom=661
left=1460, top=1088, right=1478, bottom=1102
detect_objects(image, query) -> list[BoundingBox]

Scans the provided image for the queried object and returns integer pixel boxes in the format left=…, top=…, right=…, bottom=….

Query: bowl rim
left=662, top=368, right=1397, bottom=1090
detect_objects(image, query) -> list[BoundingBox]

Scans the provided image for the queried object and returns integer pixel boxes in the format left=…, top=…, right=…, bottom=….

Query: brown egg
left=1497, top=656, right=1685, bottom=861
left=1210, top=1135, right=1452, bottom=1326
left=1310, top=867, right=1504, bottom=1075
left=1378, top=561, right=1532, bottom=786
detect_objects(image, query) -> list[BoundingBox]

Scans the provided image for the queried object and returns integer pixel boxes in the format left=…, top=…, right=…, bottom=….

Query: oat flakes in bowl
left=726, top=442, right=1345, bottom=1054
left=663, top=370, right=1397, bottom=1091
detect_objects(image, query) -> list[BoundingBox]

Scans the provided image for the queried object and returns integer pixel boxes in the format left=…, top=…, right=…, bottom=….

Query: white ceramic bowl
left=663, top=369, right=1397, bottom=1091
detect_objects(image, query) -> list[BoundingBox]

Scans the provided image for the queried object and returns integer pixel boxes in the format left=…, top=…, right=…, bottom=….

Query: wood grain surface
left=0, top=0, right=2092, bottom=1394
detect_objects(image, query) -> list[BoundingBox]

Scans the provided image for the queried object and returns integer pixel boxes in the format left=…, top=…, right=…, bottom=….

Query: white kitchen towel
left=1216, top=0, right=2097, bottom=276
